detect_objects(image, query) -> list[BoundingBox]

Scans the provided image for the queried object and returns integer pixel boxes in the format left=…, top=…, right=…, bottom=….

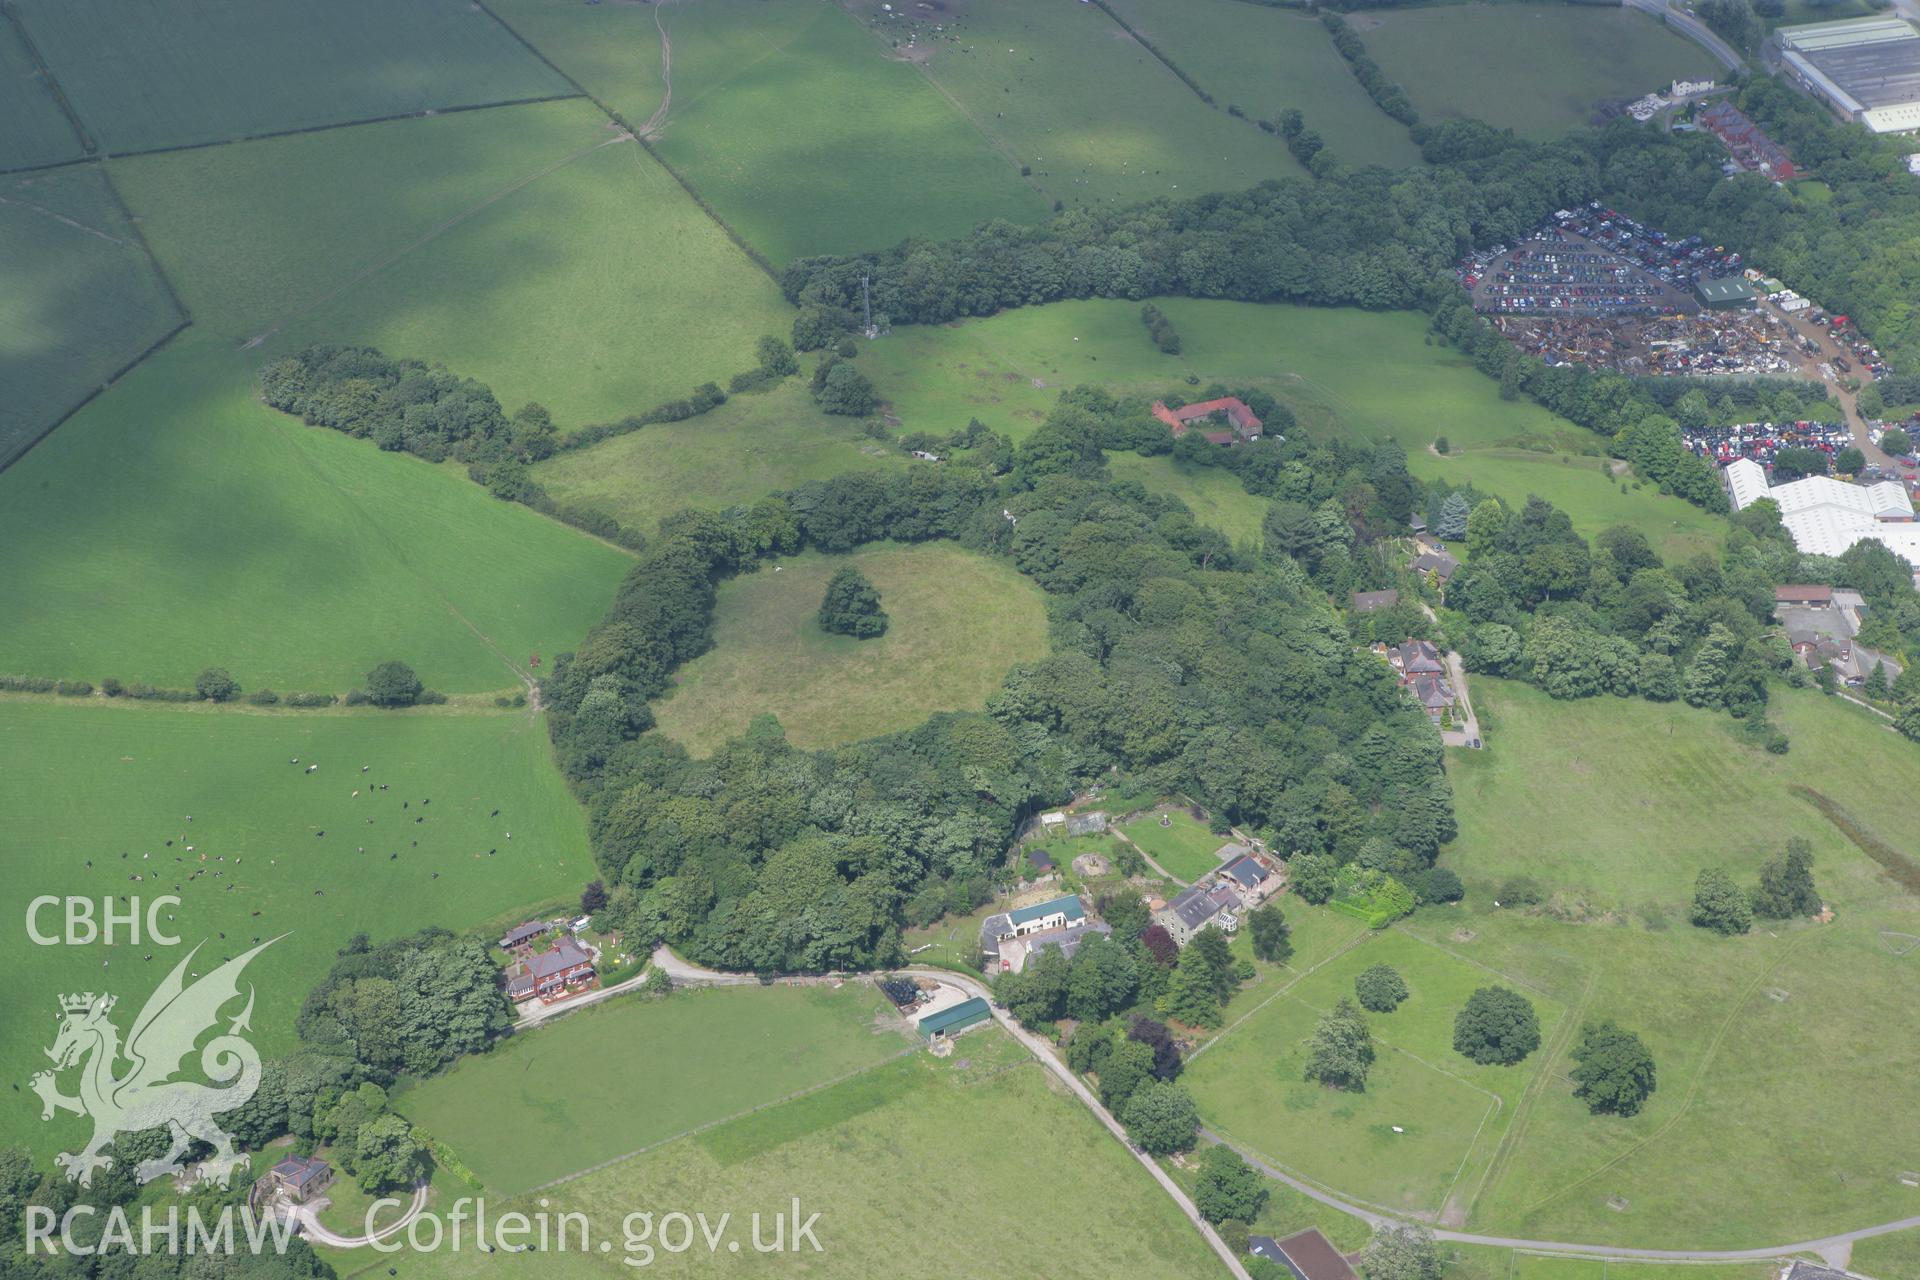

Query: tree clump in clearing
left=818, top=565, right=888, bottom=639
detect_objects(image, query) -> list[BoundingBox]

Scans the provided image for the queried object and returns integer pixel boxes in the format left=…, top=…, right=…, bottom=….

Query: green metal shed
left=1695, top=277, right=1757, bottom=309
left=918, top=997, right=991, bottom=1039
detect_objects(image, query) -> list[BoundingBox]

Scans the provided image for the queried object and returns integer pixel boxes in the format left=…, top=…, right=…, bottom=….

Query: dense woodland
left=547, top=396, right=1454, bottom=973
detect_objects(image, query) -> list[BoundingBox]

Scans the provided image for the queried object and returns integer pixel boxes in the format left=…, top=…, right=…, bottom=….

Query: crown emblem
left=60, top=992, right=114, bottom=1015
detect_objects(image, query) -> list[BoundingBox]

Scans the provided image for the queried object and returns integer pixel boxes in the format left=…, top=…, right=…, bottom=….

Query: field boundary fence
left=469, top=0, right=780, bottom=283
left=1, top=0, right=95, bottom=159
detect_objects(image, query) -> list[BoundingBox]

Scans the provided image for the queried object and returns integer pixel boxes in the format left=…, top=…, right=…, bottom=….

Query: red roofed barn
left=1152, top=397, right=1264, bottom=446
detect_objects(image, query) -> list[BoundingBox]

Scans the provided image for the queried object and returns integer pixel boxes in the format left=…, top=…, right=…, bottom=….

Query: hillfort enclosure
left=5, top=2, right=1920, bottom=1279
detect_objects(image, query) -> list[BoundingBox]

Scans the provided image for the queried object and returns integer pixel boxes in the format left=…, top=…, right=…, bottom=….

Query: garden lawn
left=1117, top=810, right=1234, bottom=883
left=0, top=698, right=587, bottom=1156
left=10, top=0, right=570, bottom=155
left=1107, top=453, right=1269, bottom=549
left=0, top=345, right=632, bottom=694
left=1186, top=924, right=1559, bottom=1216
left=904, top=0, right=1306, bottom=211
left=1362, top=4, right=1715, bottom=140
left=395, top=983, right=910, bottom=1196
left=0, top=163, right=182, bottom=465
left=112, top=100, right=793, bottom=425
left=1101, top=0, right=1424, bottom=170
left=532, top=379, right=906, bottom=537
left=361, top=1034, right=1226, bottom=1279
left=490, top=0, right=1048, bottom=264
left=650, top=544, right=1050, bottom=755
left=0, top=15, right=84, bottom=170
left=1407, top=680, right=1920, bottom=1246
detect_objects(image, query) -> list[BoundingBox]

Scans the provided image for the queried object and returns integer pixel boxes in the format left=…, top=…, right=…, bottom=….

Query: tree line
left=542, top=393, right=1455, bottom=974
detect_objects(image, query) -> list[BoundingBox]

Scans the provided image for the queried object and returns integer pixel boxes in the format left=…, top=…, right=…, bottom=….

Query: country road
left=649, top=947, right=1920, bottom=1273
left=1624, top=0, right=1746, bottom=71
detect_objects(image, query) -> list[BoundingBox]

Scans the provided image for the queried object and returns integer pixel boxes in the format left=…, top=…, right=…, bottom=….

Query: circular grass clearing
left=649, top=542, right=1049, bottom=755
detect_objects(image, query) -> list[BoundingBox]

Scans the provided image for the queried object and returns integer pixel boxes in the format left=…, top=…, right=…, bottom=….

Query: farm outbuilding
left=1694, top=276, right=1756, bottom=309
left=918, top=997, right=990, bottom=1039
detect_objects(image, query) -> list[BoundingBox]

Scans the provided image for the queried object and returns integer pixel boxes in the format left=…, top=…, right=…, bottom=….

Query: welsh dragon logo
left=30, top=938, right=279, bottom=1188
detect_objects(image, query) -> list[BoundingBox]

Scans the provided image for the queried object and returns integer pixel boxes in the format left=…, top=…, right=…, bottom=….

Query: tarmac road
left=1623, top=0, right=1746, bottom=72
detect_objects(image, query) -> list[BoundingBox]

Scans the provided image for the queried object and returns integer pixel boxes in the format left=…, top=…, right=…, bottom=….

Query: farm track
left=641, top=947, right=1920, bottom=1264
left=636, top=1, right=673, bottom=139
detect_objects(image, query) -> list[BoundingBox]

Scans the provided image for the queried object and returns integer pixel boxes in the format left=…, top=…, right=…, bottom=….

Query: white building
left=1776, top=18, right=1920, bottom=135
left=1725, top=457, right=1920, bottom=569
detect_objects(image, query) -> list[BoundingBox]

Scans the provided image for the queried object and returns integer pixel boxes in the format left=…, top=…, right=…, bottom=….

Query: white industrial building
left=1776, top=17, right=1920, bottom=135
left=1724, top=457, right=1920, bottom=569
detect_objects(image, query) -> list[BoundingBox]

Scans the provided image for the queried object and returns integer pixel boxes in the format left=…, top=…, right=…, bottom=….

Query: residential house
left=1218, top=851, right=1282, bottom=903
left=1386, top=639, right=1444, bottom=678
left=1155, top=883, right=1243, bottom=946
left=980, top=894, right=1090, bottom=965
left=1248, top=1229, right=1357, bottom=1280
left=1410, top=549, right=1460, bottom=586
left=1376, top=638, right=1457, bottom=725
left=264, top=1155, right=332, bottom=1205
left=1351, top=589, right=1400, bottom=614
left=505, top=936, right=596, bottom=1003
left=1151, top=396, right=1264, bottom=446
left=997, top=920, right=1114, bottom=973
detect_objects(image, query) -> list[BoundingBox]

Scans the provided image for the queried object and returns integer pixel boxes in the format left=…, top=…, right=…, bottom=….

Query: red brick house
left=1152, top=397, right=1264, bottom=446
left=506, top=937, right=596, bottom=1003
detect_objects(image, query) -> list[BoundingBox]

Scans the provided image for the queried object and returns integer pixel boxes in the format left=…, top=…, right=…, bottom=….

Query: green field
left=1117, top=810, right=1233, bottom=884
left=0, top=345, right=632, bottom=693
left=397, top=983, right=911, bottom=1196
left=1101, top=0, right=1425, bottom=170
left=364, top=1030, right=1226, bottom=1279
left=1187, top=924, right=1561, bottom=1216
left=0, top=164, right=182, bottom=465
left=489, top=0, right=1050, bottom=265
left=854, top=299, right=1729, bottom=558
left=895, top=0, right=1306, bottom=210
left=113, top=100, right=794, bottom=425
left=1107, top=453, right=1270, bottom=549
left=0, top=698, right=588, bottom=1155
left=11, top=0, right=570, bottom=155
left=0, top=15, right=84, bottom=171
left=1409, top=448, right=1725, bottom=566
left=651, top=544, right=1051, bottom=755
left=533, top=379, right=906, bottom=536
left=1414, top=679, right=1920, bottom=1246
left=1362, top=4, right=1716, bottom=140
left=1852, top=1225, right=1920, bottom=1279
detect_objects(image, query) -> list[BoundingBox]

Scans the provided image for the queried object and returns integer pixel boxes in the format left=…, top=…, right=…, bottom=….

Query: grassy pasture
left=532, top=379, right=906, bottom=536
left=1187, top=922, right=1559, bottom=1215
left=10, top=0, right=570, bottom=156
left=1361, top=4, right=1715, bottom=140
left=0, top=345, right=632, bottom=693
left=0, top=15, right=84, bottom=170
left=1852, top=1225, right=1920, bottom=1280
left=491, top=0, right=1049, bottom=264
left=362, top=1031, right=1226, bottom=1279
left=1100, top=0, right=1425, bottom=170
left=114, top=100, right=793, bottom=424
left=1407, top=448, right=1725, bottom=567
left=0, top=699, right=587, bottom=1155
left=650, top=544, right=1050, bottom=754
left=859, top=300, right=1726, bottom=557
left=397, top=984, right=909, bottom=1196
left=1414, top=680, right=1920, bottom=1246
left=1117, top=809, right=1232, bottom=883
left=1107, top=453, right=1269, bottom=549
left=0, top=163, right=182, bottom=466
left=894, top=0, right=1306, bottom=210
left=864, top=299, right=1596, bottom=452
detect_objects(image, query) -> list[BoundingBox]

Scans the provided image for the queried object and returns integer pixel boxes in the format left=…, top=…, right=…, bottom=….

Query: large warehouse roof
left=1777, top=16, right=1920, bottom=133
left=1725, top=459, right=1920, bottom=565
